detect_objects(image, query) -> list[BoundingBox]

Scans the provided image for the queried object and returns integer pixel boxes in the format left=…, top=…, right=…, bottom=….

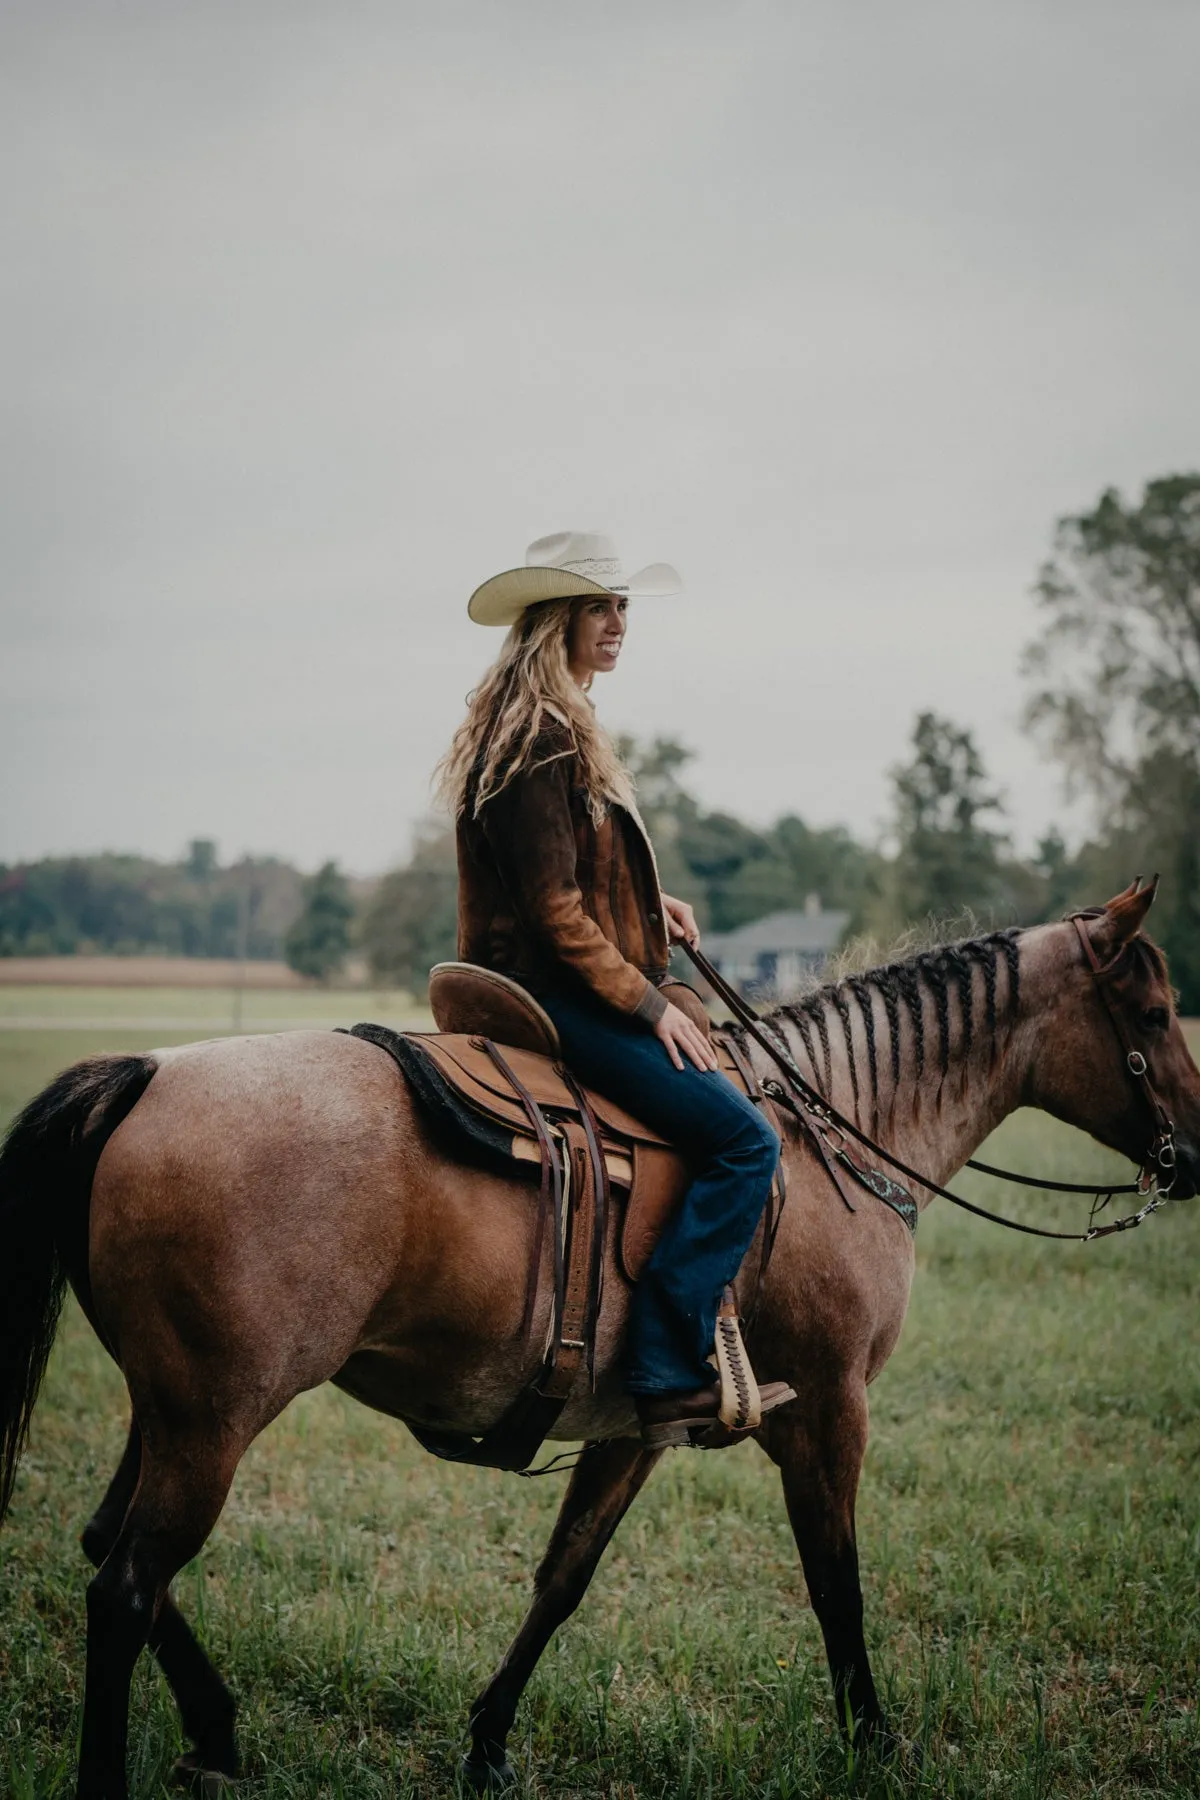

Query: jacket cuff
left=632, top=981, right=669, bottom=1027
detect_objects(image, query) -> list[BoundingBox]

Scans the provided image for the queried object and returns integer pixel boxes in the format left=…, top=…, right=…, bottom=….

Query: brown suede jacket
left=456, top=721, right=670, bottom=1025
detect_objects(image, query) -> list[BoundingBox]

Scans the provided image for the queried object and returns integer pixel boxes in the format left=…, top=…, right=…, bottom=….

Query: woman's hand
left=661, top=893, right=700, bottom=948
left=654, top=1000, right=719, bottom=1073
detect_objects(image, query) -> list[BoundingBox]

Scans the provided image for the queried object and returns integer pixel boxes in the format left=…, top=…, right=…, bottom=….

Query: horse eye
left=1141, top=1006, right=1170, bottom=1032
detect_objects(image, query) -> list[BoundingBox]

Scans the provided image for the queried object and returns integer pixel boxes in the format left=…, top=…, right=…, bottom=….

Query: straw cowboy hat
left=468, top=530, right=683, bottom=628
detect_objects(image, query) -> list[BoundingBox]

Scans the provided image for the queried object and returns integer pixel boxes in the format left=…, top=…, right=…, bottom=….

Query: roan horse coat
left=1, top=882, right=1198, bottom=1798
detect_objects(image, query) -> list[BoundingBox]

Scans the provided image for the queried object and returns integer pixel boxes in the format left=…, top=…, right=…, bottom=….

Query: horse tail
left=0, top=1053, right=157, bottom=1524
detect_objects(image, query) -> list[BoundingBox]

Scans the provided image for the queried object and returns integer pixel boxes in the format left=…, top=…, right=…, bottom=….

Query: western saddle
left=347, top=962, right=787, bottom=1472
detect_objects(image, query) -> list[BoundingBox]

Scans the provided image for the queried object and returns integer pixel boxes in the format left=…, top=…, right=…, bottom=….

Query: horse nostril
left=1169, top=1138, right=1200, bottom=1199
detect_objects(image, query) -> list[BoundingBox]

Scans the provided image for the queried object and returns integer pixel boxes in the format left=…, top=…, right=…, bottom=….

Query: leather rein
left=681, top=917, right=1179, bottom=1245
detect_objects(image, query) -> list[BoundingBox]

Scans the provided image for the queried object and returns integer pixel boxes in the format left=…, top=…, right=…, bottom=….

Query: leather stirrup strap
left=479, top=1037, right=562, bottom=1346
left=559, top=1068, right=610, bottom=1388
left=404, top=1048, right=602, bottom=1473
left=537, top=1119, right=597, bottom=1400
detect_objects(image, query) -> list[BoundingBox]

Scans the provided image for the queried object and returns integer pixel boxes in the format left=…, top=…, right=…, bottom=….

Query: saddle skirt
left=350, top=1022, right=779, bottom=1282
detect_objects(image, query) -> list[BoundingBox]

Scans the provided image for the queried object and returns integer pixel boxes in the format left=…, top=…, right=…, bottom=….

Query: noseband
left=1067, top=909, right=1178, bottom=1196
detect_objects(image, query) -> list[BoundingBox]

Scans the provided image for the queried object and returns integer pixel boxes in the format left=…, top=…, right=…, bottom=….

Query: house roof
left=705, top=907, right=849, bottom=957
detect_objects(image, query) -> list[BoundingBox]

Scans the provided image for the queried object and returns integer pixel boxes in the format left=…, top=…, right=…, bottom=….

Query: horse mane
left=748, top=926, right=1025, bottom=1114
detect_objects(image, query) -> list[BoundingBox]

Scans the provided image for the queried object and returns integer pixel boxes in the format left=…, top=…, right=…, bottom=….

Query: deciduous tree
left=1023, top=474, right=1200, bottom=792
left=887, top=712, right=1009, bottom=926
left=1023, top=474, right=1200, bottom=1005
left=360, top=822, right=458, bottom=993
left=284, top=861, right=354, bottom=982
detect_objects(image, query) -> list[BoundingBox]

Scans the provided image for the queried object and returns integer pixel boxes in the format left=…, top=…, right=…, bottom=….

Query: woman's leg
left=535, top=986, right=780, bottom=1395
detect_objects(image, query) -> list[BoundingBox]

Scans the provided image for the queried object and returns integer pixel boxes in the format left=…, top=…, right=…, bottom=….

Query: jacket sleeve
left=480, top=740, right=668, bottom=1025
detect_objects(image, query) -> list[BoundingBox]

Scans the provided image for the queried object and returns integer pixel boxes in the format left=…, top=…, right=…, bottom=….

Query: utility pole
left=232, top=859, right=251, bottom=1035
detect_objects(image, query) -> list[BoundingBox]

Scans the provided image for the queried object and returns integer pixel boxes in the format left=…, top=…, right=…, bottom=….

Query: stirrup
left=692, top=1381, right=797, bottom=1449
left=712, top=1287, right=761, bottom=1430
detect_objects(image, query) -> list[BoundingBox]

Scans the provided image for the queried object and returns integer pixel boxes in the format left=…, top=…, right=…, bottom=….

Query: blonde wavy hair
left=436, top=598, right=635, bottom=823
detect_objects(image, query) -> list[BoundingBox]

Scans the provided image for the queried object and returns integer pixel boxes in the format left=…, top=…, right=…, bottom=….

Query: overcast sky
left=3, top=1, right=1198, bottom=875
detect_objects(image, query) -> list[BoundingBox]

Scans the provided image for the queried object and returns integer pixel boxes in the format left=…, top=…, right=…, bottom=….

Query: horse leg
left=761, top=1383, right=893, bottom=1750
left=77, top=1432, right=238, bottom=1800
left=80, top=1416, right=239, bottom=1787
left=464, top=1437, right=662, bottom=1790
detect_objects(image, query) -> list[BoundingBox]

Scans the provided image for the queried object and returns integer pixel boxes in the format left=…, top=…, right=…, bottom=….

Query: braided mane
left=746, top=927, right=1024, bottom=1124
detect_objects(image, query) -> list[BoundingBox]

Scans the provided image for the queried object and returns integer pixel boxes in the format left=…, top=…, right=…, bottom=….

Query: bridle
left=681, top=911, right=1182, bottom=1245
left=1066, top=909, right=1178, bottom=1197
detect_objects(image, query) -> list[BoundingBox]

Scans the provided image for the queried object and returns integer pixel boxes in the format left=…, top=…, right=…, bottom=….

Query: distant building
left=702, top=896, right=848, bottom=999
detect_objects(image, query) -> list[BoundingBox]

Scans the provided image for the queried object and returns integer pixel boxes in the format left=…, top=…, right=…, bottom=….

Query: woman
left=438, top=531, right=788, bottom=1445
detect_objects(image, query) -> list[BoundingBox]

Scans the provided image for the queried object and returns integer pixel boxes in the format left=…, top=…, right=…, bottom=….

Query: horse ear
left=1090, top=875, right=1160, bottom=958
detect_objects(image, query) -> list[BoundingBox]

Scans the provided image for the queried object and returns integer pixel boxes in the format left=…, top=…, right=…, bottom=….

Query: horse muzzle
left=1164, top=1131, right=1200, bottom=1200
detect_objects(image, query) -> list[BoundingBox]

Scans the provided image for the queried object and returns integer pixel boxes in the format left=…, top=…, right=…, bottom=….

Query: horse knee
left=86, top=1551, right=159, bottom=1663
left=80, top=1490, right=135, bottom=1570
left=90, top=1438, right=236, bottom=1630
left=81, top=1421, right=143, bottom=1568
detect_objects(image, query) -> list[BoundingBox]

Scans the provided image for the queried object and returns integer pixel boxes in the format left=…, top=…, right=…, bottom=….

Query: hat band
left=557, top=556, right=625, bottom=589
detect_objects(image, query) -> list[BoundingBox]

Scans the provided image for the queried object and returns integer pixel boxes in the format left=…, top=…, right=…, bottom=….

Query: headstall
left=1065, top=909, right=1177, bottom=1197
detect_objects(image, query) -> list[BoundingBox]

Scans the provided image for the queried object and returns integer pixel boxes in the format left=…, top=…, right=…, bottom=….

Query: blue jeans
left=532, top=985, right=780, bottom=1396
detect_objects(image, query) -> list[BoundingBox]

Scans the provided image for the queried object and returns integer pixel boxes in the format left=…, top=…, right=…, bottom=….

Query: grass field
left=0, top=982, right=430, bottom=1034
left=1, top=1002, right=1198, bottom=1797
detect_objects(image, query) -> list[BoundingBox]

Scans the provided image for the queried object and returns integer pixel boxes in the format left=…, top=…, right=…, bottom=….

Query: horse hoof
left=461, top=1750, right=516, bottom=1791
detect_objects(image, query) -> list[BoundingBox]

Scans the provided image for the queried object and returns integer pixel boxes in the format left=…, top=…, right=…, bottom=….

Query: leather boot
left=637, top=1380, right=795, bottom=1449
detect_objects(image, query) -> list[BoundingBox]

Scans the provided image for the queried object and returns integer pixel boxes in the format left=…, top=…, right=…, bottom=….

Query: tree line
left=4, top=475, right=1198, bottom=1007
left=0, top=840, right=311, bottom=961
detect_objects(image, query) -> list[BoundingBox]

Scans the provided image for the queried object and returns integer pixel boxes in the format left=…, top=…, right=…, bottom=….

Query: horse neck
left=766, top=932, right=1042, bottom=1199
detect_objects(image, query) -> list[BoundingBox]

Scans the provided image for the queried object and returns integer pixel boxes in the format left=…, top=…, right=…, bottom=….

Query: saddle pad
left=347, top=1023, right=691, bottom=1282
left=403, top=1031, right=676, bottom=1148
left=351, top=1024, right=516, bottom=1167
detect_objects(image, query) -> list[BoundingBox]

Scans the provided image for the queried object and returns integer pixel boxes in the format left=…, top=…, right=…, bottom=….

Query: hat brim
left=468, top=561, right=682, bottom=627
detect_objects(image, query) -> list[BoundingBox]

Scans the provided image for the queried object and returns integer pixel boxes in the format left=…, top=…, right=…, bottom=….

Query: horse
left=1, top=881, right=1197, bottom=1799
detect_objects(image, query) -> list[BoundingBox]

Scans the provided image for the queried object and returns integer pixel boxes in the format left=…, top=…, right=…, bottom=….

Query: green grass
left=2, top=1024, right=1199, bottom=1796
left=0, top=983, right=430, bottom=1031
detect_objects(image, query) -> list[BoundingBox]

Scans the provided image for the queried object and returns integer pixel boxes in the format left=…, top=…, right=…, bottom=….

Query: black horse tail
left=0, top=1053, right=157, bottom=1523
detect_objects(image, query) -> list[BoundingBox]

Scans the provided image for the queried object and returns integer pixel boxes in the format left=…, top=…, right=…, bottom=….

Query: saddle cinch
left=348, top=963, right=786, bottom=1472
